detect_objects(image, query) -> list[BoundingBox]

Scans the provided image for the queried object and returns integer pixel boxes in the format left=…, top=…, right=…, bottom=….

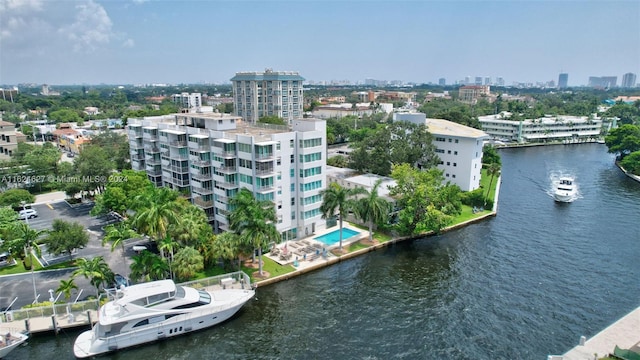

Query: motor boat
left=73, top=273, right=254, bottom=358
left=554, top=177, right=577, bottom=202
left=0, top=328, right=29, bottom=359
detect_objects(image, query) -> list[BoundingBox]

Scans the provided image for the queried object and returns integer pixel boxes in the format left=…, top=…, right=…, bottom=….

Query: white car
left=18, top=209, right=38, bottom=220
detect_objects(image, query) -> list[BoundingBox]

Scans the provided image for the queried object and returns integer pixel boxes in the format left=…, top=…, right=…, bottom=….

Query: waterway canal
left=11, top=143, right=640, bottom=359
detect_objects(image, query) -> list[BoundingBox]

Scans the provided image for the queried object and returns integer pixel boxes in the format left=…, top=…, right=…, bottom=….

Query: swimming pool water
left=314, top=228, right=360, bottom=246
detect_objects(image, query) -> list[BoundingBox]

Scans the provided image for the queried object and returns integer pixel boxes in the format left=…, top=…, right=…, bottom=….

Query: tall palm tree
left=73, top=257, right=114, bottom=296
left=158, top=235, right=179, bottom=279
left=131, top=187, right=182, bottom=257
left=102, top=222, right=138, bottom=272
left=56, top=278, right=78, bottom=303
left=129, top=251, right=168, bottom=283
left=229, top=188, right=278, bottom=277
left=320, top=182, right=364, bottom=251
left=484, top=163, right=501, bottom=207
left=172, top=246, right=203, bottom=282
left=210, top=232, right=241, bottom=270
left=12, top=221, right=48, bottom=301
left=354, top=179, right=391, bottom=244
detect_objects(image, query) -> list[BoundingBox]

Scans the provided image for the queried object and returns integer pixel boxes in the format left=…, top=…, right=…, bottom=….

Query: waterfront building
left=171, top=93, right=202, bottom=112
left=231, top=69, right=304, bottom=125
left=393, top=112, right=489, bottom=191
left=0, top=120, right=26, bottom=160
left=558, top=73, right=569, bottom=89
left=478, top=112, right=603, bottom=144
left=621, top=73, right=637, bottom=88
left=127, top=113, right=326, bottom=240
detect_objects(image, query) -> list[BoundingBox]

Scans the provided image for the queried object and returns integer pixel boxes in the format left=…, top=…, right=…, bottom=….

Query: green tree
left=258, top=115, right=287, bottom=125
left=131, top=187, right=182, bottom=254
left=319, top=182, right=364, bottom=251
left=71, top=145, right=115, bottom=196
left=44, top=219, right=89, bottom=260
left=0, top=189, right=35, bottom=208
left=129, top=251, right=168, bottom=282
left=353, top=179, right=391, bottom=244
left=91, top=170, right=154, bottom=216
left=229, top=188, right=279, bottom=277
left=210, top=232, right=243, bottom=270
left=482, top=144, right=501, bottom=166
left=56, top=278, right=78, bottom=302
left=172, top=246, right=203, bottom=282
left=102, top=222, right=138, bottom=271
left=48, top=108, right=82, bottom=123
left=620, top=151, right=640, bottom=175
left=605, top=124, right=640, bottom=160
left=89, top=130, right=131, bottom=171
left=73, top=256, right=114, bottom=296
left=484, top=163, right=501, bottom=207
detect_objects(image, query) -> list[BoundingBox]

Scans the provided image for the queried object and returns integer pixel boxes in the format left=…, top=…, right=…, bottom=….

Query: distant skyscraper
left=496, top=77, right=505, bottom=86
left=484, top=77, right=491, bottom=85
left=474, top=76, right=483, bottom=85
left=622, top=73, right=637, bottom=88
left=588, top=76, right=617, bottom=88
left=438, top=78, right=446, bottom=86
left=558, top=73, right=569, bottom=89
left=464, top=76, right=471, bottom=85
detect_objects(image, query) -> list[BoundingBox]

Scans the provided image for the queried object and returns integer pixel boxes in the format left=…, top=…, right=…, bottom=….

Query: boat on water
left=554, top=177, right=577, bottom=202
left=73, top=272, right=255, bottom=358
left=0, top=328, right=29, bottom=359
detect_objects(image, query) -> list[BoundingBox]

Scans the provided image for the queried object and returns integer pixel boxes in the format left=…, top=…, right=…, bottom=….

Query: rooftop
left=426, top=118, right=489, bottom=139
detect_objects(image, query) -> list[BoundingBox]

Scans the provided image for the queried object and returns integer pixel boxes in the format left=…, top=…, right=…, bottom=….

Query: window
left=290, top=154, right=294, bottom=163
left=452, top=174, right=456, bottom=178
left=455, top=139, right=459, bottom=143
left=453, top=163, right=457, bottom=167
left=300, top=180, right=322, bottom=192
left=447, top=150, right=451, bottom=154
left=446, top=162, right=450, bottom=166
left=276, top=143, right=281, bottom=151
left=291, top=197, right=295, bottom=205
left=238, top=143, right=251, bottom=153
left=300, top=138, right=322, bottom=148
left=290, top=139, right=294, bottom=148
left=435, top=149, right=445, bottom=154
left=446, top=173, right=450, bottom=177
left=300, top=152, right=322, bottom=163
left=300, top=166, right=322, bottom=178
left=448, top=138, right=452, bottom=142
left=435, top=137, right=446, bottom=142
left=454, top=151, right=458, bottom=155
left=239, top=174, right=253, bottom=185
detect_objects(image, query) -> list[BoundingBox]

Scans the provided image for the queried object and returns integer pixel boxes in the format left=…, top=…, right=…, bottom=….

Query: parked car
left=113, top=274, right=129, bottom=288
left=18, top=209, right=38, bottom=220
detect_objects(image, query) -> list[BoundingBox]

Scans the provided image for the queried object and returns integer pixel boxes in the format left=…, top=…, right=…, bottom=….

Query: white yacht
left=73, top=272, right=254, bottom=358
left=554, top=177, right=577, bottom=202
left=0, top=328, right=29, bottom=359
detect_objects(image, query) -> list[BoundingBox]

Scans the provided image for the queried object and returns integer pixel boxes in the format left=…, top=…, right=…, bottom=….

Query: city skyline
left=1, top=0, right=639, bottom=87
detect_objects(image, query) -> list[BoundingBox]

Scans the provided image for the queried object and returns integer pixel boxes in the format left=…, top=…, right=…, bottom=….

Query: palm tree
left=56, top=278, right=78, bottom=302
left=158, top=235, right=179, bottom=279
left=229, top=188, right=279, bottom=277
left=12, top=221, right=47, bottom=301
left=353, top=179, right=391, bottom=244
left=484, top=163, right=501, bottom=207
left=102, top=222, right=138, bottom=272
left=172, top=246, right=203, bottom=282
left=73, top=256, right=114, bottom=296
left=129, top=251, right=168, bottom=283
left=320, top=182, right=364, bottom=252
left=131, top=187, right=182, bottom=257
left=210, top=232, right=241, bottom=270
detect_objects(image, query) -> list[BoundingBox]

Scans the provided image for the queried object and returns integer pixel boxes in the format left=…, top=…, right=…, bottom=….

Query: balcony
left=146, top=168, right=162, bottom=176
left=192, top=185, right=213, bottom=195
left=193, top=197, right=214, bottom=208
left=162, top=176, right=190, bottom=186
left=191, top=172, right=212, bottom=181
left=188, top=143, right=210, bottom=152
left=255, top=167, right=274, bottom=176
left=129, top=141, right=143, bottom=149
left=215, top=214, right=226, bottom=224
left=146, top=157, right=161, bottom=165
left=131, top=153, right=145, bottom=161
left=217, top=165, right=237, bottom=174
left=215, top=194, right=229, bottom=203
left=215, top=181, right=238, bottom=189
left=144, top=145, right=160, bottom=153
left=191, top=158, right=211, bottom=167
left=255, top=184, right=275, bottom=193
left=169, top=165, right=189, bottom=173
left=169, top=153, right=189, bottom=160
left=143, top=133, right=157, bottom=140
left=255, top=153, right=274, bottom=161
left=214, top=150, right=236, bottom=158
left=170, top=140, right=187, bottom=147
left=130, top=131, right=143, bottom=138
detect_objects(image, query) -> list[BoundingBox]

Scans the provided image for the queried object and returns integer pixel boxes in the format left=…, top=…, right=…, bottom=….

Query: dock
left=548, top=305, right=640, bottom=360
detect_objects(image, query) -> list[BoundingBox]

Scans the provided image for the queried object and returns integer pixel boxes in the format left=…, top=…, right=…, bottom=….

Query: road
left=1, top=201, right=148, bottom=309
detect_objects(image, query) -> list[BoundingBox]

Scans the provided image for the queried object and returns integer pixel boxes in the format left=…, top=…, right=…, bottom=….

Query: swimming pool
left=314, top=228, right=361, bottom=246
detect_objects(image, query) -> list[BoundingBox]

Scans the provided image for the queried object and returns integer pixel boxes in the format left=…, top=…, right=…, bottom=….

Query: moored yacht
left=0, top=328, right=29, bottom=359
left=73, top=272, right=254, bottom=358
left=554, top=177, right=577, bottom=202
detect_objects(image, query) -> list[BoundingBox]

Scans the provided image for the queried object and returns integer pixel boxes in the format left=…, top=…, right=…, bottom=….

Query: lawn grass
left=347, top=241, right=370, bottom=252
left=193, top=266, right=229, bottom=280
left=241, top=256, right=296, bottom=282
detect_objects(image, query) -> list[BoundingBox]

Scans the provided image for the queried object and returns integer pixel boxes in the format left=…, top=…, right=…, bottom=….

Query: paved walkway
left=549, top=305, right=640, bottom=360
left=33, top=191, right=67, bottom=205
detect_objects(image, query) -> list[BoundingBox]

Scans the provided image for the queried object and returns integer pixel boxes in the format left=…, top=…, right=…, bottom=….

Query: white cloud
left=122, top=38, right=135, bottom=48
left=132, top=0, right=148, bottom=4
left=59, top=1, right=113, bottom=52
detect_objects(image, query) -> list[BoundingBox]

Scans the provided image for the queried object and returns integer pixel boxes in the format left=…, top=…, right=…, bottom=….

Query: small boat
left=0, top=328, right=29, bottom=359
left=554, top=177, right=577, bottom=202
left=73, top=272, right=255, bottom=358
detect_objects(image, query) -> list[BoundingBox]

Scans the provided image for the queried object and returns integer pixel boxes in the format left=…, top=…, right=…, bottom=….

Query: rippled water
left=11, top=144, right=640, bottom=360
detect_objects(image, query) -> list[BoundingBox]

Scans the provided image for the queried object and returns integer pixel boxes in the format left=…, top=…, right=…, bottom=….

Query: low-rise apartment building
left=0, top=121, right=26, bottom=160
left=393, top=112, right=489, bottom=191
left=128, top=113, right=327, bottom=241
left=478, top=112, right=603, bottom=143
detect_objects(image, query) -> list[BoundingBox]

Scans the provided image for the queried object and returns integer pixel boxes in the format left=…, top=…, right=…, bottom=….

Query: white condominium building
left=171, top=93, right=202, bottom=112
left=393, top=112, right=489, bottom=191
left=231, top=69, right=304, bottom=124
left=478, top=112, right=603, bottom=143
left=128, top=113, right=326, bottom=241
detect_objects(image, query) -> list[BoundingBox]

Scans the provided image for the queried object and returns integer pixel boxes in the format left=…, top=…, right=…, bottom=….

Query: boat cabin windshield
left=130, top=286, right=186, bottom=307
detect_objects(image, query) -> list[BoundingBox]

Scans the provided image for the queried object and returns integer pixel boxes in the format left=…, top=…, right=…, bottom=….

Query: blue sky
left=1, top=0, right=639, bottom=86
